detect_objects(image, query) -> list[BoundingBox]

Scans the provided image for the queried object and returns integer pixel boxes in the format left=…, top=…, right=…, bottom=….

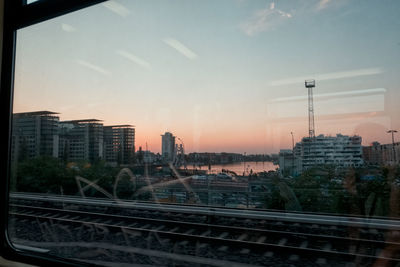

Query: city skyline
left=12, top=109, right=399, bottom=158
left=12, top=0, right=400, bottom=153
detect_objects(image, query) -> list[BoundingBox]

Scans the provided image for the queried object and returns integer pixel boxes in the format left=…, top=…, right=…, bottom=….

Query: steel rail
left=10, top=203, right=392, bottom=247
left=9, top=203, right=400, bottom=263
left=10, top=192, right=400, bottom=230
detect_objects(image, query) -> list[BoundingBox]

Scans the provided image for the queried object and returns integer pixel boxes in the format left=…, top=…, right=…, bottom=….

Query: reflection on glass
left=8, top=0, right=400, bottom=266
left=26, top=0, right=40, bottom=4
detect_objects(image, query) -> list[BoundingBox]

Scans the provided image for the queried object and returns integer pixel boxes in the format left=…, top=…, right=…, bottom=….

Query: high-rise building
left=104, top=125, right=135, bottom=165
left=294, top=134, right=363, bottom=170
left=11, top=111, right=60, bottom=162
left=161, top=132, right=176, bottom=162
left=59, top=119, right=103, bottom=162
left=11, top=111, right=138, bottom=165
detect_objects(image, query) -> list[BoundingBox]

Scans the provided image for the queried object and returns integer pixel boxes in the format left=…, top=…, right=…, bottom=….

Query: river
left=187, top=161, right=278, bottom=175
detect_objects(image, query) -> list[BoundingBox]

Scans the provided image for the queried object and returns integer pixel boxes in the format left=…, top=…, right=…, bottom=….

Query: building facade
left=161, top=132, right=176, bottom=162
left=278, top=149, right=302, bottom=176
left=58, top=119, right=104, bottom=162
left=294, top=134, right=363, bottom=171
left=104, top=125, right=135, bottom=165
left=11, top=111, right=60, bottom=162
left=363, top=141, right=400, bottom=165
left=12, top=111, right=140, bottom=165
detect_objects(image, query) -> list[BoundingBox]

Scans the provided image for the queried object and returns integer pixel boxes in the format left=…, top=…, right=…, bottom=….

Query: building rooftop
left=13, top=111, right=59, bottom=117
left=60, top=119, right=103, bottom=124
left=104, top=125, right=135, bottom=128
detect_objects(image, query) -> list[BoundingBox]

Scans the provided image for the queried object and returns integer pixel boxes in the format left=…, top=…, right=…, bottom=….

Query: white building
left=161, top=132, right=176, bottom=162
left=294, top=134, right=363, bottom=170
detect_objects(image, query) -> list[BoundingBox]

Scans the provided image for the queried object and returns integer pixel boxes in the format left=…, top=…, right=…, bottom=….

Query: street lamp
left=290, top=132, right=294, bottom=150
left=243, top=152, right=246, bottom=175
left=387, top=130, right=398, bottom=163
left=291, top=132, right=295, bottom=176
left=243, top=151, right=248, bottom=208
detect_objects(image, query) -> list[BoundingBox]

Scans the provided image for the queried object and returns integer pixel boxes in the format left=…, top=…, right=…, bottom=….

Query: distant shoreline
left=185, top=161, right=278, bottom=175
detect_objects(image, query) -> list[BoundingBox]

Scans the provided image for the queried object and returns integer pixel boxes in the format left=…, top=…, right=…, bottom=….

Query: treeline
left=10, top=156, right=400, bottom=218
left=186, top=152, right=273, bottom=165
left=263, top=165, right=400, bottom=217
left=10, top=156, right=144, bottom=200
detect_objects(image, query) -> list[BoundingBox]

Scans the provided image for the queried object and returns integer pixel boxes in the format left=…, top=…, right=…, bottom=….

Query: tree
left=15, top=156, right=76, bottom=194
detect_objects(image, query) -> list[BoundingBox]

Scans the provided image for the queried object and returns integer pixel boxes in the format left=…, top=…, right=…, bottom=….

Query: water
left=188, top=161, right=278, bottom=175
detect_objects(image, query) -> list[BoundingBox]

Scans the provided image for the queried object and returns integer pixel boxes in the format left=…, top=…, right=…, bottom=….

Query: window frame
left=0, top=1, right=106, bottom=266
left=1, top=1, right=399, bottom=266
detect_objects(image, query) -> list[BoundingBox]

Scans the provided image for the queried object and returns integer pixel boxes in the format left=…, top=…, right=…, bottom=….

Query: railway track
left=8, top=193, right=400, bottom=266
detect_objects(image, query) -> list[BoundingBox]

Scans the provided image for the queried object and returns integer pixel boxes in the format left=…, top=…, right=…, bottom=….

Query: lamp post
left=243, top=152, right=246, bottom=176
left=291, top=132, right=295, bottom=176
left=244, top=152, right=249, bottom=208
left=387, top=130, right=398, bottom=163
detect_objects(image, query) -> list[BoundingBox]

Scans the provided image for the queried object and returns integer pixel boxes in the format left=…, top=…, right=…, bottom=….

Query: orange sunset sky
left=12, top=0, right=400, bottom=153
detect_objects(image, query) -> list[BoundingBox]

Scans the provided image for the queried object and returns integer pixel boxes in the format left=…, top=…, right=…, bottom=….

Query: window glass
left=9, top=0, right=400, bottom=265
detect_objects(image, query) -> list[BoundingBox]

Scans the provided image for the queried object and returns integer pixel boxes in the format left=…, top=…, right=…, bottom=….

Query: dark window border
left=0, top=1, right=106, bottom=266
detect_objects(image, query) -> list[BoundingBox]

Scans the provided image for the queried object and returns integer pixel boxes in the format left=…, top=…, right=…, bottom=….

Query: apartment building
left=363, top=141, right=400, bottom=165
left=161, top=132, right=176, bottom=162
left=103, top=125, right=135, bottom=165
left=294, top=134, right=363, bottom=170
left=58, top=119, right=104, bottom=162
left=12, top=112, right=140, bottom=165
left=11, top=111, right=60, bottom=162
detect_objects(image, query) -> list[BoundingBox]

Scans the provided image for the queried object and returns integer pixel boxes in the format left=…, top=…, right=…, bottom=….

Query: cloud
left=116, top=50, right=151, bottom=70
left=103, top=1, right=130, bottom=17
left=240, top=2, right=292, bottom=36
left=61, top=23, right=76, bottom=32
left=270, top=2, right=275, bottom=10
left=317, top=0, right=331, bottom=10
left=268, top=67, right=384, bottom=86
left=269, top=88, right=386, bottom=103
left=163, top=38, right=198, bottom=60
left=316, top=0, right=349, bottom=11
left=267, top=88, right=386, bottom=119
left=277, top=10, right=292, bottom=18
left=77, top=60, right=111, bottom=76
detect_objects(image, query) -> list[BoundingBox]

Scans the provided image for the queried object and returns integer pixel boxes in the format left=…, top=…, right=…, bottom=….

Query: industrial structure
left=279, top=80, right=365, bottom=174
left=174, top=137, right=186, bottom=168
left=305, top=79, right=316, bottom=139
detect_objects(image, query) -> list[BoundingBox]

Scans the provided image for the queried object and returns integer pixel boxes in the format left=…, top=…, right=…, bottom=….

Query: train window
left=3, top=0, right=400, bottom=266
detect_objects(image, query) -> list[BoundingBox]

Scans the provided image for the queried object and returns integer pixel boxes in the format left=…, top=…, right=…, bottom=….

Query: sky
left=13, top=0, right=400, bottom=154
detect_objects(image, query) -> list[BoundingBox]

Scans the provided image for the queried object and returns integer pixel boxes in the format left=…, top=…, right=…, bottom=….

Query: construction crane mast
left=305, top=79, right=316, bottom=139
left=174, top=137, right=187, bottom=169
